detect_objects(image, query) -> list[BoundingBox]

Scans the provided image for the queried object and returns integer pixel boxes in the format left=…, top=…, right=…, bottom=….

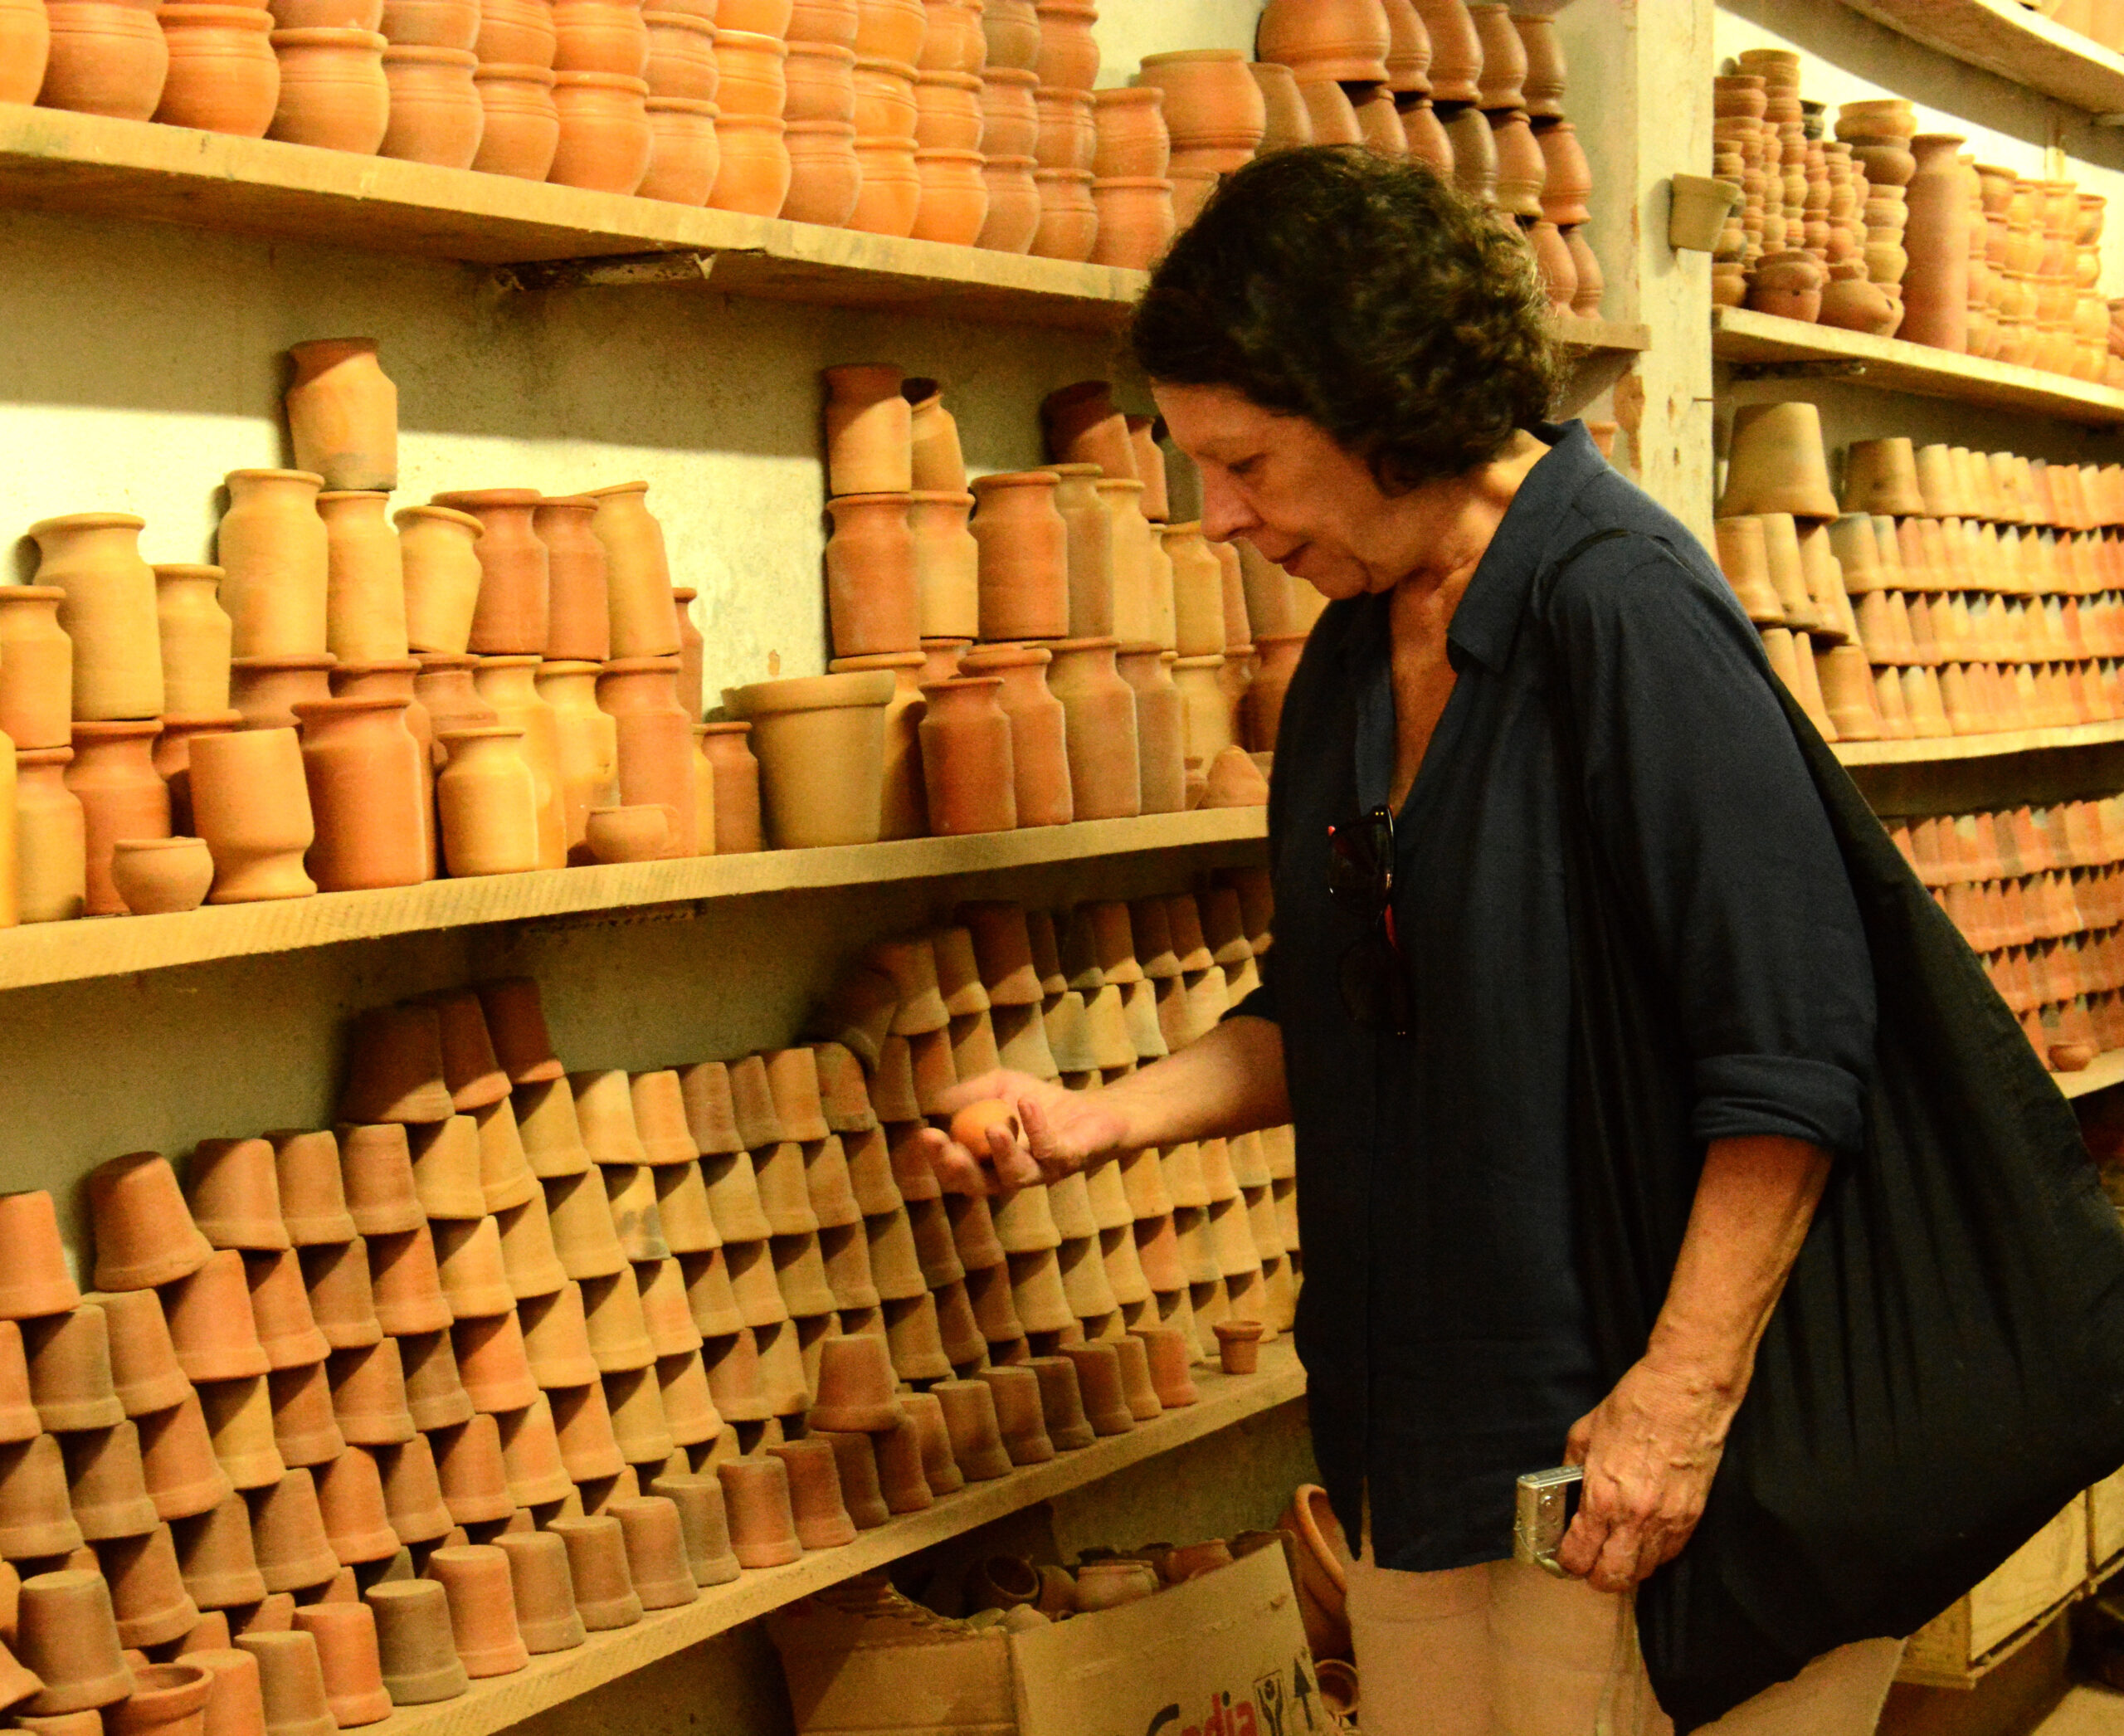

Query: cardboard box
left=2089, top=1465, right=2124, bottom=1575
left=1898, top=1499, right=2088, bottom=1686
left=772, top=1547, right=1327, bottom=1736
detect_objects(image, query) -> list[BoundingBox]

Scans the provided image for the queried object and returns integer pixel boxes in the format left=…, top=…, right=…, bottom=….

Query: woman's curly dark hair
left=1129, top=148, right=1561, bottom=492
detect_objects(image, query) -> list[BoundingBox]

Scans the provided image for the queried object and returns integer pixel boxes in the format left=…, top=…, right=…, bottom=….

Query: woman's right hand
left=912, top=1070, right=1134, bottom=1195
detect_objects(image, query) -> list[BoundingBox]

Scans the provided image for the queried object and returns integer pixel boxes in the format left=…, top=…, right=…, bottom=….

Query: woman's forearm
left=1644, top=1133, right=1831, bottom=1403
left=1099, top=1014, right=1291, bottom=1150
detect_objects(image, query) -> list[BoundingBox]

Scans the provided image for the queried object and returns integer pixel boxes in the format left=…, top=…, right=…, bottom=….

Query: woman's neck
left=1384, top=428, right=1552, bottom=603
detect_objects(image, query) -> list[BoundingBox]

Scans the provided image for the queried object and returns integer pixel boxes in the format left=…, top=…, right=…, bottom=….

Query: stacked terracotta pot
left=1711, top=54, right=1900, bottom=336
left=1829, top=432, right=2124, bottom=741
left=1888, top=795, right=2124, bottom=1075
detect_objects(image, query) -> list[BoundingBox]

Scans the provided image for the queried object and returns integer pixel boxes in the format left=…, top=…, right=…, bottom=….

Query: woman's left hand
left=1552, top=1358, right=1737, bottom=1593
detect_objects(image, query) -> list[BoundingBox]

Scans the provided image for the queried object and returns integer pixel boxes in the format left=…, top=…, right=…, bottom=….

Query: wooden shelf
left=1834, top=719, right=2124, bottom=765
left=0, top=105, right=1652, bottom=350
left=1712, top=307, right=2124, bottom=427
left=0, top=808, right=1266, bottom=994
left=1834, top=0, right=2124, bottom=118
left=2058, top=1047, right=2124, bottom=1097
left=380, top=1344, right=1306, bottom=1736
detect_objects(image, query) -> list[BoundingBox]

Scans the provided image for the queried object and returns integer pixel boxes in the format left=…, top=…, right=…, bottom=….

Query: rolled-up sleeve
left=1547, top=546, right=1873, bottom=1156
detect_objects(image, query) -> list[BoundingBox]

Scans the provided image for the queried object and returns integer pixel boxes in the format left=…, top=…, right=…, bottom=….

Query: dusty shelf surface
left=0, top=808, right=1268, bottom=993
left=2059, top=1048, right=2124, bottom=1098
left=1833, top=0, right=2124, bottom=116
left=378, top=1344, right=1307, bottom=1736
left=1713, top=308, right=2124, bottom=427
left=1833, top=720, right=2124, bottom=766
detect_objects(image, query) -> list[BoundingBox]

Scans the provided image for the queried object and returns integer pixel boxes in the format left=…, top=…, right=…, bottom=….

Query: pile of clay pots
left=0, top=885, right=1290, bottom=1723
left=1, top=336, right=758, bottom=929
left=731, top=368, right=1315, bottom=850
left=1889, top=794, right=2124, bottom=1074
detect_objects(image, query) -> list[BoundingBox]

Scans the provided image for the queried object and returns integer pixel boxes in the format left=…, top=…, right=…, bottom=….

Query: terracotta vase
left=597, top=657, right=698, bottom=858
left=585, top=482, right=681, bottom=658
left=310, top=491, right=405, bottom=666
left=289, top=696, right=429, bottom=891
left=958, top=643, right=1071, bottom=826
left=782, top=118, right=862, bottom=224
left=966, top=153, right=1033, bottom=251
left=218, top=471, right=329, bottom=661
left=109, top=837, right=212, bottom=915
left=1092, top=85, right=1167, bottom=181
left=473, top=655, right=569, bottom=866
left=972, top=471, right=1069, bottom=639
left=427, top=490, right=545, bottom=658
left=378, top=42, right=483, bottom=163
left=472, top=62, right=561, bottom=177
left=549, top=69, right=653, bottom=191
left=1902, top=134, right=1972, bottom=352
left=154, top=4, right=279, bottom=133
left=39, top=1, right=168, bottom=118
left=826, top=651, right=928, bottom=840
left=901, top=489, right=979, bottom=639
left=917, top=678, right=1016, bottom=835
left=392, top=505, right=483, bottom=657
left=709, top=113, right=792, bottom=212
left=0, top=587, right=74, bottom=751
left=730, top=670, right=892, bottom=846
left=643, top=7, right=715, bottom=96
left=269, top=27, right=391, bottom=150
left=284, top=339, right=397, bottom=495
left=1116, top=646, right=1184, bottom=813
left=696, top=722, right=763, bottom=852
left=640, top=95, right=719, bottom=202
left=146, top=566, right=233, bottom=719
left=15, top=747, right=86, bottom=924
left=64, top=722, right=168, bottom=918
left=436, top=729, right=542, bottom=876
left=26, top=514, right=160, bottom=725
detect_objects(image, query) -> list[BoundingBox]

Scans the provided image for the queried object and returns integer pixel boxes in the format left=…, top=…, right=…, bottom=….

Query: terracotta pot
left=826, top=651, right=926, bottom=840
left=477, top=0, right=555, bottom=61
left=707, top=112, right=790, bottom=211
left=851, top=52, right=914, bottom=138
left=959, top=643, right=1070, bottom=826
left=550, top=69, right=652, bottom=190
left=788, top=40, right=855, bottom=122
left=1245, top=63, right=1313, bottom=156
left=696, top=722, right=762, bottom=851
left=1026, top=165, right=1094, bottom=260
left=912, top=65, right=976, bottom=145
left=544, top=1514, right=643, bottom=1629
left=822, top=364, right=912, bottom=496
left=912, top=0, right=971, bottom=68
left=908, top=147, right=986, bottom=243
left=39, top=2, right=168, bottom=118
left=1902, top=134, right=1971, bottom=353
left=63, top=722, right=167, bottom=918
left=971, top=471, right=1069, bottom=637
left=377, top=43, right=483, bottom=163
left=971, top=153, right=1038, bottom=251
left=1256, top=0, right=1389, bottom=82
left=268, top=27, right=389, bottom=149
left=977, top=64, right=1036, bottom=156
left=14, top=747, right=85, bottom=924
left=1037, top=636, right=1136, bottom=818
left=1034, top=84, right=1093, bottom=173
left=1720, top=401, right=1840, bottom=520
left=280, top=341, right=396, bottom=505
left=423, top=1547, right=530, bottom=1676
left=533, top=661, right=619, bottom=861
left=145, top=566, right=233, bottom=719
left=597, top=656, right=697, bottom=857
left=826, top=493, right=920, bottom=657
left=916, top=677, right=1015, bottom=834
left=306, top=492, right=403, bottom=667
left=288, top=695, right=428, bottom=890
left=218, top=470, right=329, bottom=661
left=107, top=837, right=212, bottom=916
left=155, top=5, right=278, bottom=133
left=723, top=0, right=791, bottom=26
left=842, top=135, right=915, bottom=235
left=1088, top=175, right=1173, bottom=269
left=285, top=1606, right=387, bottom=1727
left=1133, top=49, right=1261, bottom=149
left=391, top=505, right=483, bottom=656
left=638, top=95, right=719, bottom=201
left=552, top=0, right=644, bottom=71
left=17, top=1568, right=132, bottom=1713
left=381, top=0, right=477, bottom=45
left=1032, top=0, right=1094, bottom=89
left=436, top=728, right=541, bottom=875
left=0, top=588, right=73, bottom=750
left=1114, top=645, right=1184, bottom=812
left=472, top=63, right=561, bottom=176
left=473, top=655, right=568, bottom=866
left=782, top=118, right=861, bottom=223
left=25, top=515, right=159, bottom=726
left=730, top=669, right=892, bottom=846
left=425, top=489, right=543, bottom=657
left=0, top=0, right=49, bottom=102
left=362, top=1579, right=467, bottom=1704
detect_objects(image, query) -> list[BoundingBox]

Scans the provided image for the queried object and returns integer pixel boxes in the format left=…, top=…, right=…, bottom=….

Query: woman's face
left=1153, top=382, right=1415, bottom=600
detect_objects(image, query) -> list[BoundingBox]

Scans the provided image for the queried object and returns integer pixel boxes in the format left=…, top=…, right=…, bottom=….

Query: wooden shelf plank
left=0, top=808, right=1266, bottom=993
left=0, top=105, right=1654, bottom=348
left=2058, top=1048, right=2124, bottom=1098
left=379, top=1346, right=1307, bottom=1736
left=1833, top=719, right=2124, bottom=766
left=1712, top=307, right=2124, bottom=427
left=1834, top=0, right=2124, bottom=117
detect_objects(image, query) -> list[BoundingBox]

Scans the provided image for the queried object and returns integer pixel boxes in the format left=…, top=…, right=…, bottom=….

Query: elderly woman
left=921, top=149, right=1903, bottom=1734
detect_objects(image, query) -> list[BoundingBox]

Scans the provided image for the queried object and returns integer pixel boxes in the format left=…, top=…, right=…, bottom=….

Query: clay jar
left=550, top=70, right=653, bottom=192
left=826, top=494, right=921, bottom=658
left=111, top=836, right=214, bottom=914
left=645, top=9, right=717, bottom=98
left=474, top=656, right=569, bottom=867
left=378, top=44, right=484, bottom=164
left=971, top=471, right=1069, bottom=640
left=535, top=661, right=621, bottom=861
left=1902, top=134, right=1972, bottom=353
left=709, top=114, right=792, bottom=214
left=436, top=729, right=542, bottom=875
left=472, top=64, right=561, bottom=178
left=219, top=470, right=330, bottom=661
left=958, top=643, right=1072, bottom=827
left=825, top=651, right=925, bottom=840
left=382, top=0, right=477, bottom=46
left=153, top=567, right=234, bottom=717
left=1133, top=50, right=1263, bottom=152
left=1033, top=167, right=1098, bottom=260
left=1, top=0, right=49, bottom=104
left=977, top=155, right=1040, bottom=251
left=1256, top=0, right=1390, bottom=82
left=730, top=670, right=894, bottom=847
left=27, top=514, right=164, bottom=723
left=696, top=723, right=763, bottom=852
left=553, top=0, right=646, bottom=72
left=397, top=505, right=485, bottom=655
left=189, top=728, right=318, bottom=903
left=431, top=490, right=548, bottom=658
left=906, top=491, right=979, bottom=639
left=783, top=119, right=863, bottom=225
left=1117, top=646, right=1184, bottom=814
left=291, top=696, right=429, bottom=891
left=1045, top=637, right=1139, bottom=819
left=1089, top=178, right=1174, bottom=270
left=918, top=678, right=1016, bottom=836
left=913, top=149, right=990, bottom=245
left=823, top=365, right=912, bottom=497
left=269, top=27, right=391, bottom=151
left=641, top=95, right=720, bottom=202
left=154, top=5, right=279, bottom=134
left=39, top=1, right=168, bottom=119
left=586, top=482, right=681, bottom=658
left=66, top=722, right=168, bottom=917
left=531, top=497, right=610, bottom=663
left=0, top=587, right=75, bottom=750
left=1094, top=86, right=1167, bottom=178
left=597, top=658, right=698, bottom=859
left=285, top=339, right=397, bottom=496
left=17, top=747, right=88, bottom=924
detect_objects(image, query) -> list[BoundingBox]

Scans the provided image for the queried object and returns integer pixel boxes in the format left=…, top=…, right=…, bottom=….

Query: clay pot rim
left=1035, top=86, right=1093, bottom=109
left=970, top=469, right=1060, bottom=491
left=161, top=710, right=246, bottom=730
left=27, top=511, right=148, bottom=537
left=1138, top=47, right=1247, bottom=66
left=722, top=114, right=789, bottom=133
left=17, top=746, right=73, bottom=766
left=599, top=655, right=683, bottom=675
left=1092, top=476, right=1146, bottom=494
left=270, top=25, right=389, bottom=44
left=332, top=657, right=421, bottom=678
left=855, top=135, right=918, bottom=157
left=157, top=6, right=273, bottom=25
left=959, top=643, right=1053, bottom=669
left=152, top=563, right=227, bottom=579
left=232, top=653, right=338, bottom=673
left=432, top=488, right=541, bottom=508
left=393, top=504, right=487, bottom=531
left=72, top=719, right=162, bottom=741
left=915, top=66, right=979, bottom=88
left=538, top=659, right=606, bottom=676
left=111, top=836, right=212, bottom=858
left=826, top=490, right=913, bottom=508
left=1093, top=175, right=1175, bottom=190
left=917, top=146, right=986, bottom=163
left=1093, top=86, right=1162, bottom=109
left=982, top=153, right=1038, bottom=169
left=906, top=488, right=974, bottom=504
left=555, top=66, right=650, bottom=90
left=1286, top=1484, right=1348, bottom=1592
left=733, top=670, right=896, bottom=714
left=982, top=66, right=1041, bottom=89
left=788, top=118, right=857, bottom=138
left=827, top=651, right=925, bottom=671
left=1035, top=167, right=1095, bottom=184
left=415, top=652, right=482, bottom=671
left=719, top=26, right=792, bottom=51
left=0, top=585, right=65, bottom=602
left=291, top=695, right=411, bottom=724
left=698, top=720, right=752, bottom=735
left=436, top=725, right=528, bottom=744
left=476, top=652, right=543, bottom=670
left=791, top=39, right=860, bottom=63
left=1046, top=635, right=1123, bottom=652
left=227, top=468, right=326, bottom=487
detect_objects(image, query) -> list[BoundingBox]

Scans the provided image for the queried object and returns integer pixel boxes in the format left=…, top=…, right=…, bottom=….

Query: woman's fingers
left=910, top=1125, right=990, bottom=1195
left=986, top=1122, right=1044, bottom=1189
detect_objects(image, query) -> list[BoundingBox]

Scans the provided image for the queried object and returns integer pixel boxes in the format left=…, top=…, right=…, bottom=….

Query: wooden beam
left=1834, top=0, right=2124, bottom=118
left=1834, top=720, right=2124, bottom=767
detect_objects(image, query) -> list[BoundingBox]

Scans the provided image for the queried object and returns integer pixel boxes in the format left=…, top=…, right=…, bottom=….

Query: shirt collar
left=1444, top=419, right=1606, bottom=675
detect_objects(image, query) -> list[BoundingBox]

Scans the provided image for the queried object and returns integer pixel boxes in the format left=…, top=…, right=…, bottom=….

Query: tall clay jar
left=957, top=643, right=1072, bottom=827
left=1048, top=463, right=1114, bottom=636
left=397, top=504, right=486, bottom=656
left=219, top=470, right=331, bottom=660
left=826, top=650, right=927, bottom=840
left=596, top=657, right=699, bottom=858
left=431, top=490, right=548, bottom=658
left=587, top=483, right=682, bottom=658
left=696, top=723, right=763, bottom=853
left=27, top=514, right=165, bottom=722
left=907, top=490, right=978, bottom=640
left=153, top=567, right=234, bottom=717
left=15, top=747, right=84, bottom=925
left=269, top=27, right=392, bottom=152
left=1902, top=134, right=1972, bottom=354
left=473, top=655, right=570, bottom=868
left=0, top=588, right=75, bottom=751
left=285, top=339, right=398, bottom=494
left=533, top=497, right=611, bottom=664
left=291, top=696, right=431, bottom=890
left=67, top=721, right=171, bottom=917
left=917, top=677, right=1017, bottom=836
left=0, top=730, right=21, bottom=930
left=317, top=490, right=410, bottom=665
left=2, top=0, right=50, bottom=105
left=826, top=494, right=921, bottom=659
left=39, top=0, right=168, bottom=119
left=730, top=670, right=893, bottom=848
left=330, top=657, right=431, bottom=870
left=1045, top=636, right=1139, bottom=820
left=822, top=366, right=912, bottom=498
left=436, top=728, right=543, bottom=876
left=190, top=727, right=315, bottom=901
left=535, top=660, right=621, bottom=863
left=971, top=471, right=1069, bottom=640
left=1097, top=477, right=1159, bottom=646
left=1162, top=523, right=1226, bottom=658
left=153, top=3, right=279, bottom=135
left=1116, top=645, right=1184, bottom=815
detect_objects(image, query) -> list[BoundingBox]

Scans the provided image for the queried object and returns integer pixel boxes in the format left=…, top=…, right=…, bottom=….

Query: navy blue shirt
left=1235, top=421, right=1876, bottom=1572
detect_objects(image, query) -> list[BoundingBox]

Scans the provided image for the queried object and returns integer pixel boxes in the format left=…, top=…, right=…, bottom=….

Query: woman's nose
left=1197, top=468, right=1258, bottom=544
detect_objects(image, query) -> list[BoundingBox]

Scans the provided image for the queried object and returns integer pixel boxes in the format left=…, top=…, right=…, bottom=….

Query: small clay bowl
left=111, top=837, right=215, bottom=915
left=585, top=806, right=671, bottom=864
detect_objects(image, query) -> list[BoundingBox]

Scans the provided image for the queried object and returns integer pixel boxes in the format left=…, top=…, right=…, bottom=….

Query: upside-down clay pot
left=285, top=339, right=398, bottom=499
left=269, top=28, right=391, bottom=152
left=39, top=1, right=168, bottom=118
left=154, top=5, right=278, bottom=133
left=547, top=1516, right=643, bottom=1630
left=287, top=1602, right=390, bottom=1727
left=425, top=1547, right=530, bottom=1676
left=472, top=63, right=561, bottom=177
left=492, top=1530, right=587, bottom=1653
left=362, top=1580, right=467, bottom=1705
left=823, top=364, right=911, bottom=497
left=17, top=1568, right=132, bottom=1713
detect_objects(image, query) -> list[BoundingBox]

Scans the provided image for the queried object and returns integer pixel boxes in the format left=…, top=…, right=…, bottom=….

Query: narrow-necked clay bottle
left=597, top=657, right=698, bottom=858
left=66, top=722, right=169, bottom=917
left=38, top=2, right=168, bottom=119
left=290, top=696, right=430, bottom=891
left=825, top=651, right=926, bottom=841
left=696, top=722, right=762, bottom=853
left=316, top=492, right=408, bottom=666
left=535, top=661, right=621, bottom=863
left=436, top=729, right=542, bottom=877
left=430, top=491, right=548, bottom=658
left=396, top=505, right=485, bottom=656
left=958, top=643, right=1072, bottom=827
left=1117, top=646, right=1185, bottom=814
left=532, top=497, right=611, bottom=663
left=218, top=471, right=330, bottom=660
left=0, top=587, right=74, bottom=751
left=918, top=677, right=1016, bottom=836
left=586, top=482, right=683, bottom=658
left=152, top=567, right=234, bottom=717
left=285, top=339, right=397, bottom=494
left=28, top=514, right=164, bottom=723
left=189, top=729, right=317, bottom=903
